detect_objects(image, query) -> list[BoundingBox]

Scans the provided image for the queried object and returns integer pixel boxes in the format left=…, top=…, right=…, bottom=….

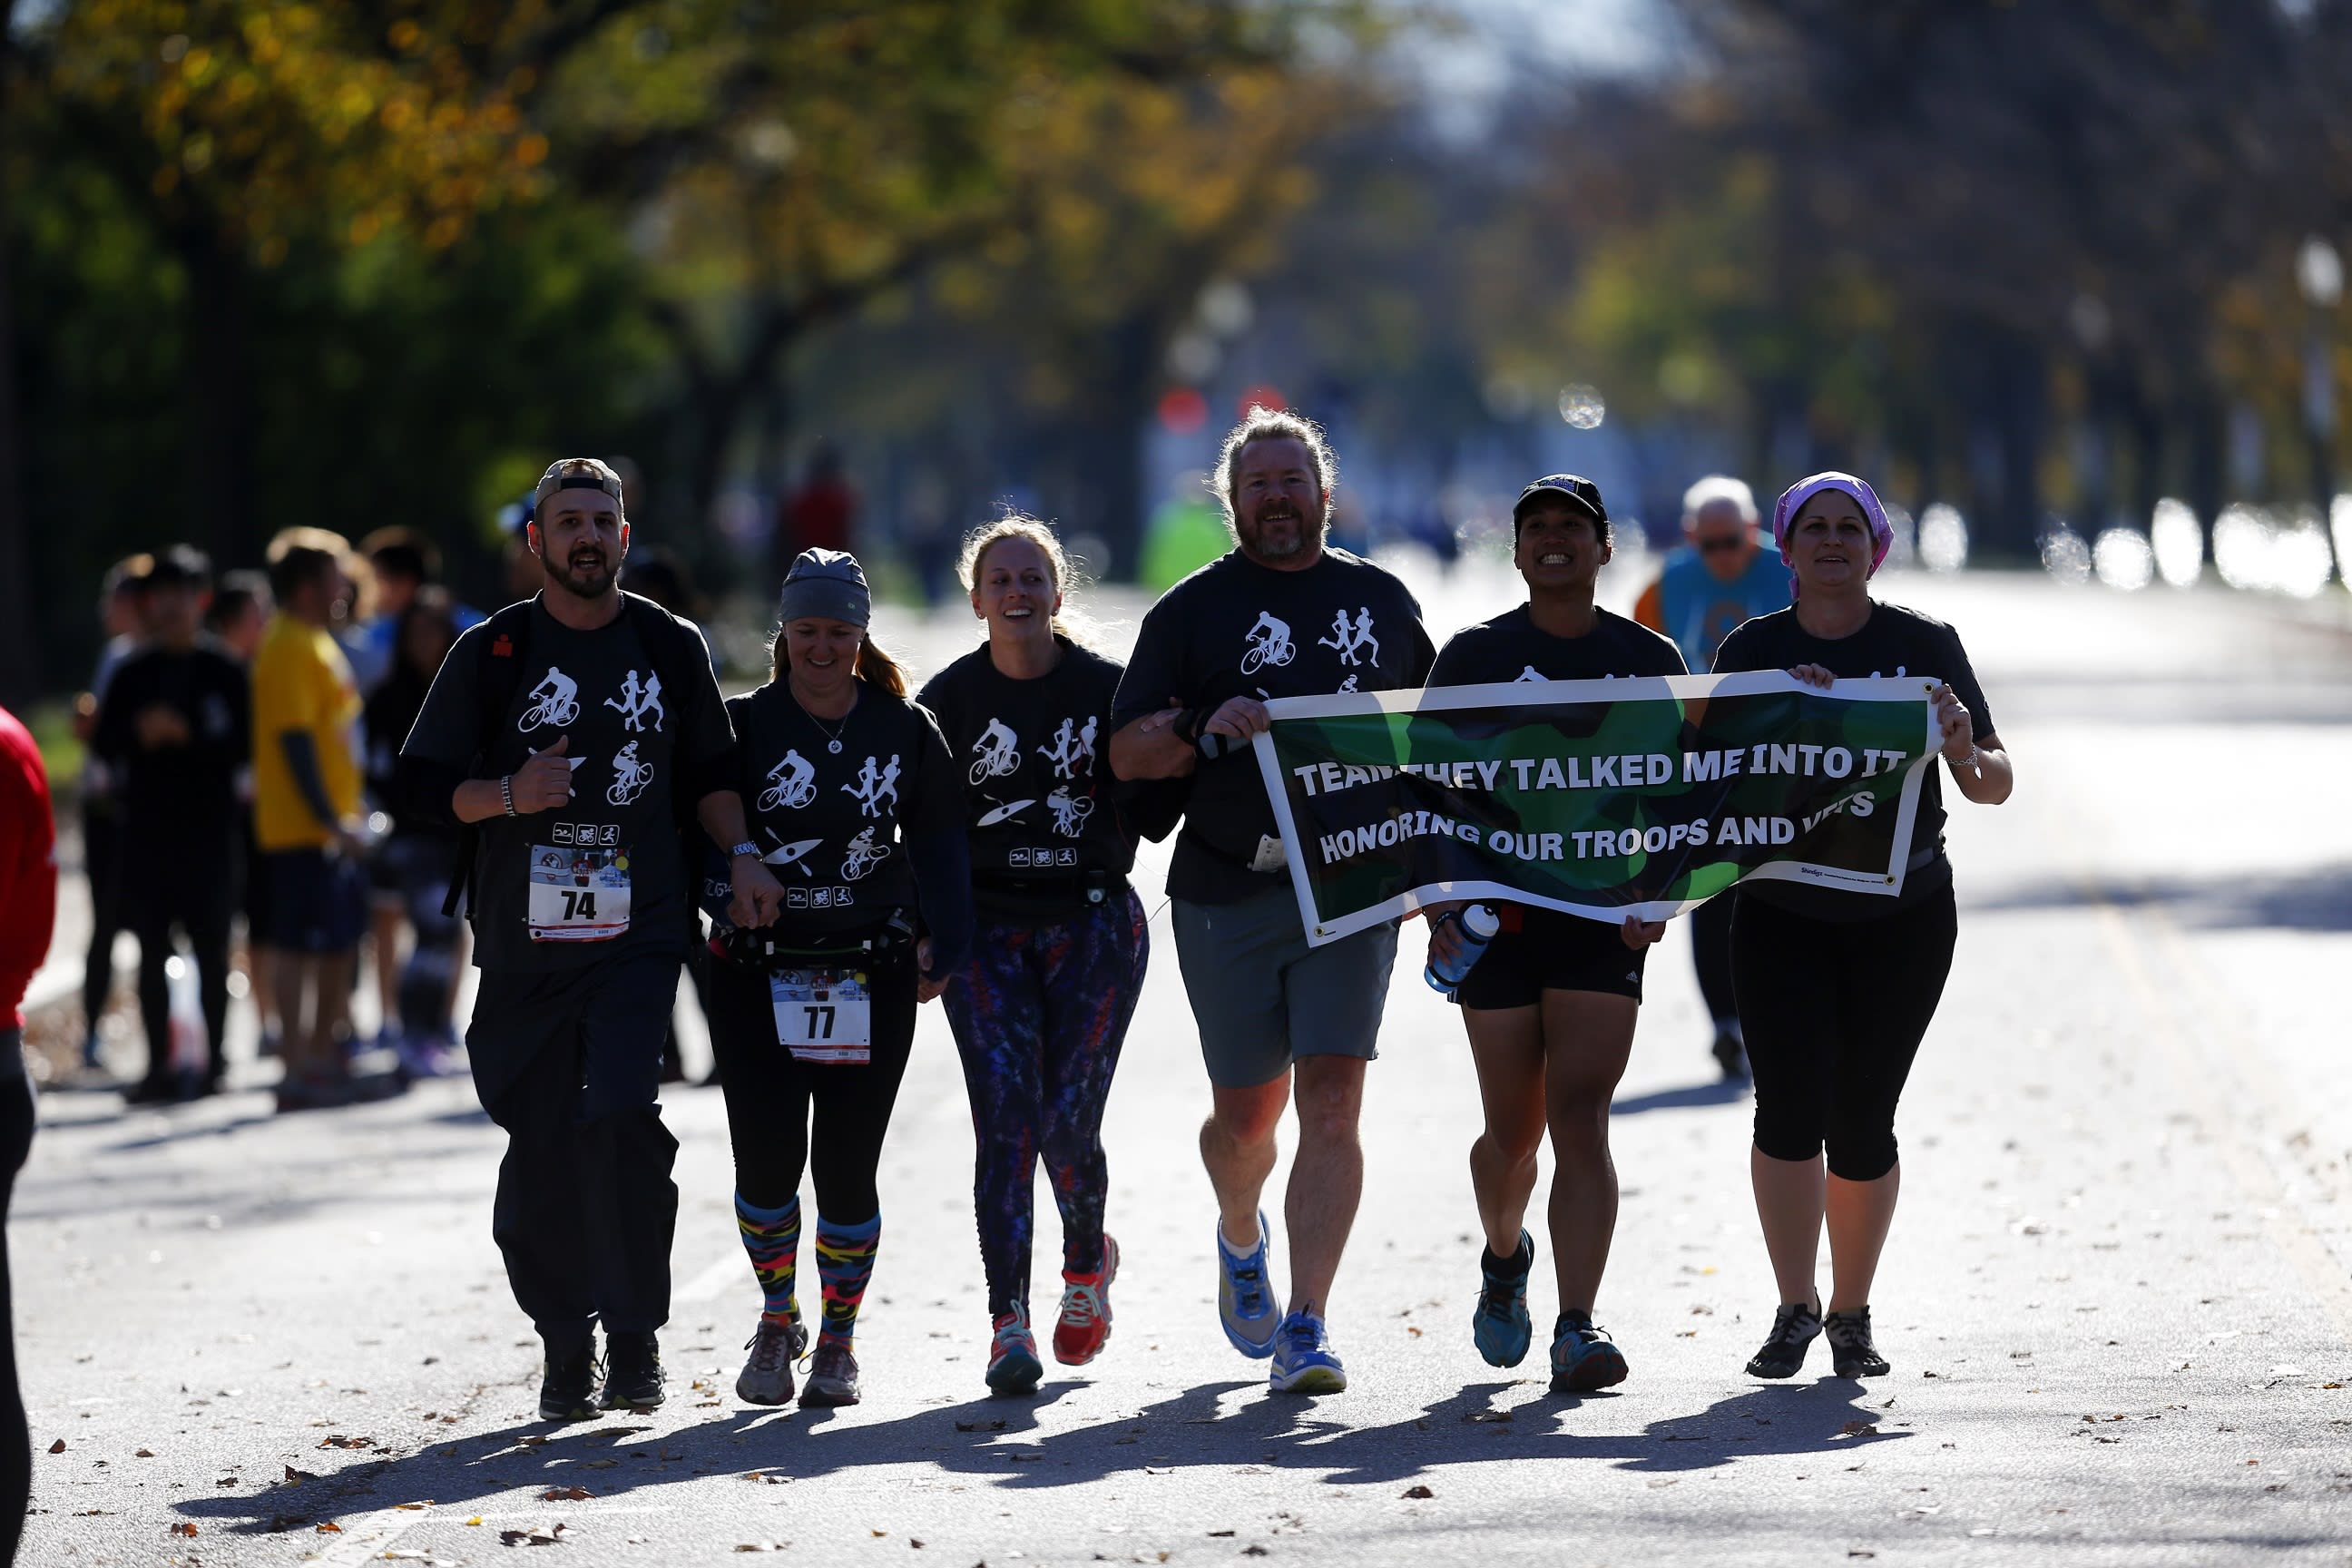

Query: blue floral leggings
left=940, top=889, right=1149, bottom=1317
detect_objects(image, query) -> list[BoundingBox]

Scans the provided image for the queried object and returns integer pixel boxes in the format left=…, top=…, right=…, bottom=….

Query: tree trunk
left=177, top=232, right=257, bottom=564
left=0, top=2, right=39, bottom=705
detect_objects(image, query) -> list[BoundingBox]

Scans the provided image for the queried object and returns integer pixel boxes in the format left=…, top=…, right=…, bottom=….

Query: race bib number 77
left=769, top=968, right=873, bottom=1064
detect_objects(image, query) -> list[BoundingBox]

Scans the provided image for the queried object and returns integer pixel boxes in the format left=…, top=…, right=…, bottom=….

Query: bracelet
left=1947, top=743, right=1978, bottom=771
left=500, top=774, right=516, bottom=817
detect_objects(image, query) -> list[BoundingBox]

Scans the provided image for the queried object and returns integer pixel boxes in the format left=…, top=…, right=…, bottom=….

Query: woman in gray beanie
left=701, top=548, right=974, bottom=1408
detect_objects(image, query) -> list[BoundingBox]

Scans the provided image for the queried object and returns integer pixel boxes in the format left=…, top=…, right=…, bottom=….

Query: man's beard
left=549, top=547, right=618, bottom=600
left=1238, top=504, right=1323, bottom=562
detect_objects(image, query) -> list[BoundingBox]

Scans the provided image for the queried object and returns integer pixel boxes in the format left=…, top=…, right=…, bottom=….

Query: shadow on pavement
left=1966, top=865, right=2352, bottom=933
left=172, top=1374, right=1906, bottom=1532
left=1612, top=1080, right=1748, bottom=1116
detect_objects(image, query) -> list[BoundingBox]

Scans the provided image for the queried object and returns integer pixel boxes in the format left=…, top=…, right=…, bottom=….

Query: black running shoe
left=1745, top=1298, right=1822, bottom=1379
left=1710, top=1031, right=1749, bottom=1081
left=538, top=1338, right=601, bottom=1422
left=601, top=1331, right=665, bottom=1411
left=1825, top=1308, right=1890, bottom=1377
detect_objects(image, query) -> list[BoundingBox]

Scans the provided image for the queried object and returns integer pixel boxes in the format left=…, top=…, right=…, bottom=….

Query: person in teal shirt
left=1632, top=475, right=1791, bottom=1080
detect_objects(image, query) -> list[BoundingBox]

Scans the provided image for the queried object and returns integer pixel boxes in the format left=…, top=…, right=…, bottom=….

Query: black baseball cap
left=1513, top=474, right=1609, bottom=530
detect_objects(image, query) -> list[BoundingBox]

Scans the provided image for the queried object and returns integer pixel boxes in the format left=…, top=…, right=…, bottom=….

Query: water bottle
left=1424, top=904, right=1501, bottom=995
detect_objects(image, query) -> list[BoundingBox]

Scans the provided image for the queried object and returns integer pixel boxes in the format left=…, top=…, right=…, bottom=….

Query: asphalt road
left=18, top=561, right=2352, bottom=1567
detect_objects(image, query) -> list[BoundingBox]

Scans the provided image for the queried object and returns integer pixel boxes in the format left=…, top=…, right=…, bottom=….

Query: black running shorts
left=1452, top=903, right=1647, bottom=1009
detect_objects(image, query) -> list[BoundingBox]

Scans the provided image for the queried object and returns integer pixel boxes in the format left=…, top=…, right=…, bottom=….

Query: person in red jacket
left=0, top=702, right=55, bottom=1565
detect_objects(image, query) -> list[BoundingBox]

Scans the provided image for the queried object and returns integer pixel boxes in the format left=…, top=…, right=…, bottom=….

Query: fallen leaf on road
left=318, top=1436, right=378, bottom=1449
left=585, top=1458, right=619, bottom=1468
left=1406, top=1327, right=1423, bottom=1338
left=466, top=1516, right=484, bottom=1526
left=1242, top=1548, right=1269, bottom=1558
left=499, top=1522, right=566, bottom=1546
left=170, top=1523, right=197, bottom=1536
left=911, top=1540, right=925, bottom=1549
left=1464, top=1410, right=1512, bottom=1425
left=134, top=1448, right=154, bottom=1458
left=1208, top=1529, right=1235, bottom=1537
left=1145, top=1466, right=1174, bottom=1475
left=314, top=1522, right=342, bottom=1534
left=395, top=1500, right=434, bottom=1510
left=1402, top=1485, right=1435, bottom=1499
left=543, top=1486, right=593, bottom=1501
left=45, top=1440, right=62, bottom=1455
left=1837, top=1420, right=1876, bottom=1438
left=284, top=1465, right=319, bottom=1484
left=732, top=1544, right=786, bottom=1554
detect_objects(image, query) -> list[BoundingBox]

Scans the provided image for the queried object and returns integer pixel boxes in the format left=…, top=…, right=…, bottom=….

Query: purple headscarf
left=1770, top=472, right=1894, bottom=594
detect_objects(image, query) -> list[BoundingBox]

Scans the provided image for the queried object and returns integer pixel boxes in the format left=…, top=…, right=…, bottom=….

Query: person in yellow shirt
left=252, top=530, right=381, bottom=1112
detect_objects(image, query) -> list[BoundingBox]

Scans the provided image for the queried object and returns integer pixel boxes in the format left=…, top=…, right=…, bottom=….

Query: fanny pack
left=718, top=908, right=916, bottom=973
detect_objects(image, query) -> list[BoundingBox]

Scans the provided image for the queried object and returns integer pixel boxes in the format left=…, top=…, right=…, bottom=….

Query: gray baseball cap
left=778, top=548, right=871, bottom=627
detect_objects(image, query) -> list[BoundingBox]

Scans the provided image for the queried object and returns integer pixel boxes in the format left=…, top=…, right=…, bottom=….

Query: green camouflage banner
left=1250, top=671, right=1940, bottom=946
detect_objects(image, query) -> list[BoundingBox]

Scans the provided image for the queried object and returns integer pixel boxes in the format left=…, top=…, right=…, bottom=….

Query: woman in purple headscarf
left=1710, top=473, right=2014, bottom=1381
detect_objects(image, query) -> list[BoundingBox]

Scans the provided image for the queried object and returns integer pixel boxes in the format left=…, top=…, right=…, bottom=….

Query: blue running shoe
left=1549, top=1311, right=1628, bottom=1393
left=1216, top=1211, right=1279, bottom=1359
left=1472, top=1229, right=1535, bottom=1368
left=1269, top=1310, right=1348, bottom=1394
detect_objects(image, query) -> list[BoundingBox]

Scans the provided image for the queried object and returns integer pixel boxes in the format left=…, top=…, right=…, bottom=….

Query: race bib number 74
left=526, top=836, right=633, bottom=942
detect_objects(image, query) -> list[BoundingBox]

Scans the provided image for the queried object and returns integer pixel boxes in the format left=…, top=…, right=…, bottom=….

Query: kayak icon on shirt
left=761, top=836, right=825, bottom=877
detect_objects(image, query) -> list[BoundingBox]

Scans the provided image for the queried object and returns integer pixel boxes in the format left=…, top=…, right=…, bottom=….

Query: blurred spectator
left=89, top=545, right=250, bottom=1102
left=503, top=505, right=544, bottom=603
left=205, top=568, right=278, bottom=1054
left=73, top=554, right=153, bottom=1072
left=619, top=544, right=705, bottom=621
left=777, top=440, right=857, bottom=577
left=0, top=701, right=54, bottom=1567
left=362, top=588, right=467, bottom=1078
left=204, top=570, right=271, bottom=662
left=254, top=529, right=386, bottom=1112
left=1632, top=475, right=1792, bottom=1081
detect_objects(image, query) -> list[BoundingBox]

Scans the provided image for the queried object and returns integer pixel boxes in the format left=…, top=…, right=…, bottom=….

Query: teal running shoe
left=1216, top=1211, right=1279, bottom=1359
left=1548, top=1311, right=1628, bottom=1394
left=1269, top=1310, right=1348, bottom=1394
left=1471, top=1229, right=1535, bottom=1368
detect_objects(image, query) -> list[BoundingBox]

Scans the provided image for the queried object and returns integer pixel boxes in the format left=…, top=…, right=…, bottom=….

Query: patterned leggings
left=940, top=890, right=1149, bottom=1317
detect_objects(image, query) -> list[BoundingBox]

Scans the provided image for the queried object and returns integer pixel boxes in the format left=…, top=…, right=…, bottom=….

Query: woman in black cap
left=1422, top=474, right=1681, bottom=1394
left=703, top=548, right=972, bottom=1408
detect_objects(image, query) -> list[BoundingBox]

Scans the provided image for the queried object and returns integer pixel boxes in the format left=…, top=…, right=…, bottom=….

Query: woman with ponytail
left=704, top=548, right=972, bottom=1408
left=916, top=518, right=1159, bottom=1395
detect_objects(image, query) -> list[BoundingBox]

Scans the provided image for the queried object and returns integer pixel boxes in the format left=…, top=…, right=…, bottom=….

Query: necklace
left=790, top=686, right=853, bottom=754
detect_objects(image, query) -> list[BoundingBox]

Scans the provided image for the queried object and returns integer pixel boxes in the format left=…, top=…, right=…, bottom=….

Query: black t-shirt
left=725, top=679, right=964, bottom=942
left=1428, top=604, right=1687, bottom=688
left=917, top=638, right=1138, bottom=923
left=400, top=597, right=734, bottom=971
left=366, top=663, right=453, bottom=846
left=91, top=641, right=250, bottom=858
left=1113, top=547, right=1435, bottom=904
left=1712, top=600, right=1998, bottom=921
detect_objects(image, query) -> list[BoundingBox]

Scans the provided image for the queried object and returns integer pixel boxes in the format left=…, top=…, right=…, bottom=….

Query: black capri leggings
left=1730, top=884, right=1957, bottom=1181
left=704, top=945, right=918, bottom=1223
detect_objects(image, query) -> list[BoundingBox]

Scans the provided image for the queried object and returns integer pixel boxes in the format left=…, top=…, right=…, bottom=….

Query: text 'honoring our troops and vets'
left=1250, top=671, right=1942, bottom=945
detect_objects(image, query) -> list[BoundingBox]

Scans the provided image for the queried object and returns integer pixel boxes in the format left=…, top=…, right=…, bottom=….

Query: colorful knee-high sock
left=735, top=1192, right=803, bottom=1328
left=813, top=1212, right=882, bottom=1348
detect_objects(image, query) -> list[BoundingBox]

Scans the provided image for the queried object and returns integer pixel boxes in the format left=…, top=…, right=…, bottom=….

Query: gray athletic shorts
left=1171, top=883, right=1400, bottom=1089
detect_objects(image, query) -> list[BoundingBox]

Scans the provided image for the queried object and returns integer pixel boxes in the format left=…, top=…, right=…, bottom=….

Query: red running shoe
left=1053, top=1235, right=1120, bottom=1366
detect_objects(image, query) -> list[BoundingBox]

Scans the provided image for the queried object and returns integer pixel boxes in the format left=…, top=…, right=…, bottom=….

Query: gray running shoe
left=799, top=1340, right=861, bottom=1407
left=737, top=1315, right=808, bottom=1406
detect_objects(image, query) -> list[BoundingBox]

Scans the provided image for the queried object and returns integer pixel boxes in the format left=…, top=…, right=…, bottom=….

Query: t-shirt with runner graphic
left=724, top=679, right=963, bottom=942
left=918, top=636, right=1137, bottom=922
left=400, top=595, right=733, bottom=971
left=1427, top=604, right=1685, bottom=690
left=1712, top=601, right=1998, bottom=922
left=1113, top=546, right=1435, bottom=904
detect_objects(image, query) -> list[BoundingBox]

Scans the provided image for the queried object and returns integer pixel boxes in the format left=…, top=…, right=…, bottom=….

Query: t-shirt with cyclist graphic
left=917, top=635, right=1138, bottom=922
left=400, top=594, right=732, bottom=972
left=1427, top=604, right=1685, bottom=690
left=721, top=678, right=965, bottom=944
left=1113, top=546, right=1434, bottom=904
